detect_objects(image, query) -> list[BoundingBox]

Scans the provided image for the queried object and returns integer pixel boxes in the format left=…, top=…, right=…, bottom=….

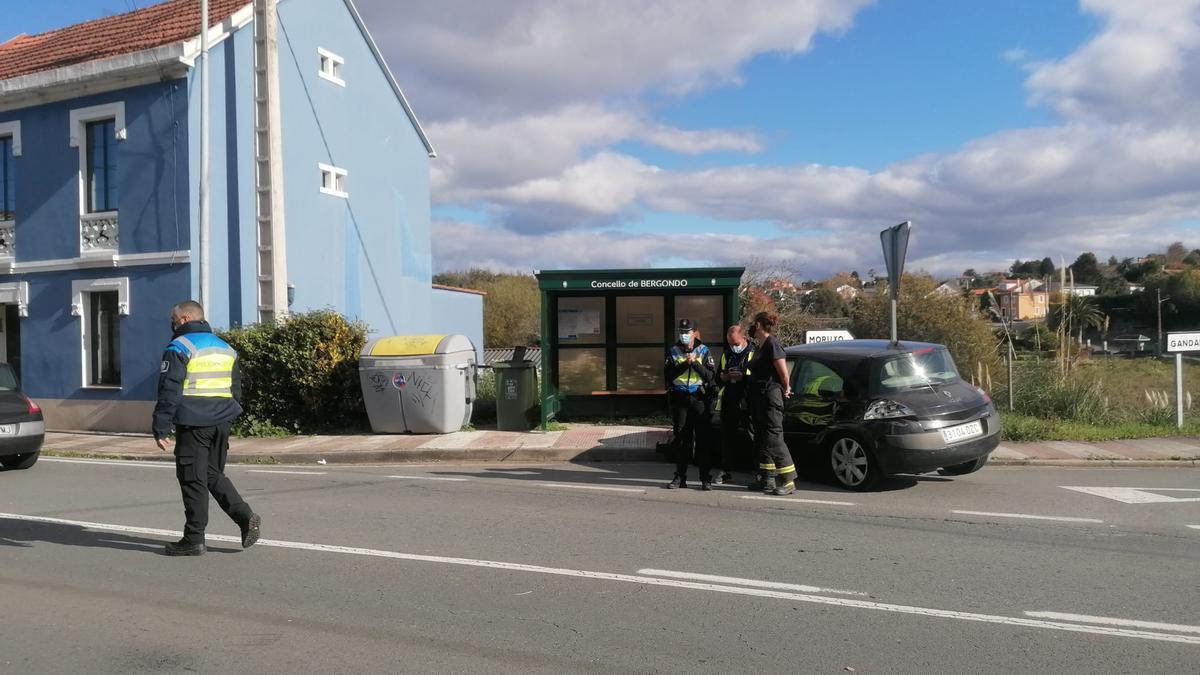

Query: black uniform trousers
left=670, top=390, right=711, bottom=479
left=716, top=390, right=753, bottom=473
left=748, top=382, right=797, bottom=483
left=174, top=423, right=252, bottom=544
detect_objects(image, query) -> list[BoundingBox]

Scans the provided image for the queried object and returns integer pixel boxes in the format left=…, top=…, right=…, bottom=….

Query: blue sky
left=10, top=0, right=1198, bottom=278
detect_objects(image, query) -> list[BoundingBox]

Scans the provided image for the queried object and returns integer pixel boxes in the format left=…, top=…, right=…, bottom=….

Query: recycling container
left=493, top=359, right=538, bottom=431
left=359, top=334, right=477, bottom=434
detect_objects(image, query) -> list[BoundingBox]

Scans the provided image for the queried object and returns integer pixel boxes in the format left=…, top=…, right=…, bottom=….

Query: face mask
left=679, top=333, right=693, bottom=345
left=731, top=343, right=746, bottom=354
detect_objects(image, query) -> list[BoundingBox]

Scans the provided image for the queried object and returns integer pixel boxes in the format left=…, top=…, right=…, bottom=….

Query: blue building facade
left=0, top=0, right=447, bottom=431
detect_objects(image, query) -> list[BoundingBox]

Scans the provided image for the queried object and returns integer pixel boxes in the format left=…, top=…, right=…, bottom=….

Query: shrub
left=850, top=273, right=1001, bottom=377
left=220, top=310, right=369, bottom=434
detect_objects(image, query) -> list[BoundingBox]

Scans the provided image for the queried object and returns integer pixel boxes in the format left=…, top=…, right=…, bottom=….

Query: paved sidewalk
left=40, top=424, right=1200, bottom=467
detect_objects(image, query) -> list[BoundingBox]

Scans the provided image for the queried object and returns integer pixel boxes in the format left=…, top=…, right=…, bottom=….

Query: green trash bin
left=493, top=359, right=538, bottom=431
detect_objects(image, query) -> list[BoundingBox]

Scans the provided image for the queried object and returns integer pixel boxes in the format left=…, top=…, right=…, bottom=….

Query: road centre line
left=0, top=511, right=1196, bottom=647
left=1188, top=525, right=1200, bottom=530
left=386, top=475, right=472, bottom=482
left=638, top=569, right=869, bottom=597
left=952, top=510, right=1104, bottom=524
left=741, top=495, right=857, bottom=506
left=246, top=470, right=327, bottom=476
left=1023, top=611, right=1200, bottom=635
left=536, top=483, right=645, bottom=493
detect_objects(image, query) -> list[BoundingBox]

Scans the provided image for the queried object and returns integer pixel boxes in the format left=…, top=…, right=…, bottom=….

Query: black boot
left=240, top=513, right=262, bottom=549
left=762, top=475, right=777, bottom=494
left=164, top=539, right=205, bottom=556
left=667, top=475, right=687, bottom=489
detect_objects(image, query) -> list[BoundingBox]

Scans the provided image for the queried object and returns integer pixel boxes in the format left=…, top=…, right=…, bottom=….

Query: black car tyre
left=828, top=435, right=881, bottom=491
left=0, top=451, right=39, bottom=470
left=938, top=455, right=988, bottom=476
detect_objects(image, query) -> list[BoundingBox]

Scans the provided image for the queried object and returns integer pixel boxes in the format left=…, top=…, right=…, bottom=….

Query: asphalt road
left=2, top=457, right=1198, bottom=674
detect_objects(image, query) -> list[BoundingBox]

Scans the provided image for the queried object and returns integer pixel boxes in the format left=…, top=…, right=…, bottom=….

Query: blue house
left=0, top=0, right=480, bottom=431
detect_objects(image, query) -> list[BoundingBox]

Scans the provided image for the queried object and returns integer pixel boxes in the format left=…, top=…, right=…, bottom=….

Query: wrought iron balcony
left=0, top=219, right=13, bottom=258
left=80, top=211, right=119, bottom=254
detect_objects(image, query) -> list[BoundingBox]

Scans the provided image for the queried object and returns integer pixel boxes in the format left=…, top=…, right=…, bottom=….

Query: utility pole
left=198, top=0, right=211, bottom=310
left=1157, top=289, right=1169, bottom=357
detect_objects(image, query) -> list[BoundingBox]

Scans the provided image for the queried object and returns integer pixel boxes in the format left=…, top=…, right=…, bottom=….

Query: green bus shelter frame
left=535, top=267, right=745, bottom=428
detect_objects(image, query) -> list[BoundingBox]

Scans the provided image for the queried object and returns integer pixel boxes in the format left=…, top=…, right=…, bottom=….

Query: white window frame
left=317, top=48, right=345, bottom=86
left=319, top=163, right=348, bottom=198
left=0, top=280, right=29, bottom=317
left=71, top=277, right=129, bottom=389
left=71, top=103, right=125, bottom=257
left=0, top=120, right=22, bottom=156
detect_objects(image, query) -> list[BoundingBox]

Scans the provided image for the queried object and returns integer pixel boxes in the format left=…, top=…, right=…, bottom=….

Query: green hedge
left=219, top=310, right=369, bottom=435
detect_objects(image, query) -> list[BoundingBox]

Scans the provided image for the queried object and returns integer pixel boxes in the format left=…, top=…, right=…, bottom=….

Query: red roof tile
left=0, top=0, right=248, bottom=83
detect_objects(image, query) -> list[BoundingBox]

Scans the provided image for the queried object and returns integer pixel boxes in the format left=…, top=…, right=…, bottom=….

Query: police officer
left=745, top=311, right=797, bottom=496
left=664, top=318, right=716, bottom=490
left=711, top=324, right=754, bottom=484
left=153, top=300, right=261, bottom=556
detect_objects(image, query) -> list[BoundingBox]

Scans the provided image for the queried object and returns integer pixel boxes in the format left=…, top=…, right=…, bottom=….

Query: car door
left=784, top=358, right=845, bottom=454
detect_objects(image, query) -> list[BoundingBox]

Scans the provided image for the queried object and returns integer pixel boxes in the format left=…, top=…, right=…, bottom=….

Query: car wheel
left=938, top=455, right=988, bottom=476
left=0, top=451, right=39, bottom=470
left=828, top=435, right=880, bottom=491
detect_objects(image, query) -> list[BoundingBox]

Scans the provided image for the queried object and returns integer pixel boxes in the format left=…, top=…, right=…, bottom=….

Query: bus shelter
left=535, top=267, right=745, bottom=425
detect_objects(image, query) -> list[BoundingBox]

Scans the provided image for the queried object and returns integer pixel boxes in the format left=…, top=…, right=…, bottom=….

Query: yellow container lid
left=368, top=335, right=447, bottom=357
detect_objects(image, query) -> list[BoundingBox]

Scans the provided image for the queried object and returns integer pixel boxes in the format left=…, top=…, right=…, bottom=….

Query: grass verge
left=1000, top=412, right=1200, bottom=442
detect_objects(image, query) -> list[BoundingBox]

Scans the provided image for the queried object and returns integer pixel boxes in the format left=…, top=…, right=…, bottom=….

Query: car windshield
left=873, top=348, right=961, bottom=392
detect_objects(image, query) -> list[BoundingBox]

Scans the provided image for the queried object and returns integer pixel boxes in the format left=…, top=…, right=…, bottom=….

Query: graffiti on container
left=407, top=372, right=435, bottom=410
left=368, top=372, right=388, bottom=393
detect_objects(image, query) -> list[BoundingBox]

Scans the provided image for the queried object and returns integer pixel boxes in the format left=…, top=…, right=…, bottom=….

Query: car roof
left=784, top=339, right=944, bottom=362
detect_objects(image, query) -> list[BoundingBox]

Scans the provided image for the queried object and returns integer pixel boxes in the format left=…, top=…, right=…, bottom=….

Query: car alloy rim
left=831, top=438, right=868, bottom=486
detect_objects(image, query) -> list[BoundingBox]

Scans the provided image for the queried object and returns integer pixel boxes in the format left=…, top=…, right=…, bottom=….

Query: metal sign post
left=880, top=221, right=911, bottom=345
left=1166, top=331, right=1200, bottom=428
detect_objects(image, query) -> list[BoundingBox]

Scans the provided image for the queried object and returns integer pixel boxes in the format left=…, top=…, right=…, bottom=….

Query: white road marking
left=246, top=470, right=327, bottom=476
left=1187, top=525, right=1200, bottom=530
left=952, top=510, right=1104, bottom=524
left=386, top=475, right=471, bottom=482
left=536, top=483, right=644, bottom=493
left=638, top=569, right=869, bottom=597
left=598, top=477, right=748, bottom=489
left=41, top=457, right=173, bottom=469
left=1061, top=486, right=1200, bottom=504
left=741, top=495, right=857, bottom=506
left=1, top=511, right=1196, bottom=647
left=1024, top=612, right=1200, bottom=635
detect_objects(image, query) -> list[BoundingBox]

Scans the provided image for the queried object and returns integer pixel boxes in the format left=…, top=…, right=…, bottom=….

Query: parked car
left=783, top=340, right=1000, bottom=491
left=0, top=364, right=44, bottom=470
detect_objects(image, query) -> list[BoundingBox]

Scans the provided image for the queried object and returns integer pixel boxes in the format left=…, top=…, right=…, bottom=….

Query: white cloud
left=363, top=0, right=1200, bottom=278
left=355, top=0, right=875, bottom=118
left=1025, top=0, right=1200, bottom=124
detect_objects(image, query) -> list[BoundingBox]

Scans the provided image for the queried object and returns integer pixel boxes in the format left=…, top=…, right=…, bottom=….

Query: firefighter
left=745, top=311, right=797, bottom=496
left=153, top=300, right=261, bottom=556
left=711, top=324, right=754, bottom=484
left=664, top=318, right=716, bottom=490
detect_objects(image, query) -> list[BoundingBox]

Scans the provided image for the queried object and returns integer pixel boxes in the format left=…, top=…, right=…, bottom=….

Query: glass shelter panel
left=615, top=296, right=663, bottom=343
left=558, top=348, right=606, bottom=394
left=617, top=347, right=663, bottom=391
left=557, top=297, right=605, bottom=345
left=675, top=296, right=724, bottom=343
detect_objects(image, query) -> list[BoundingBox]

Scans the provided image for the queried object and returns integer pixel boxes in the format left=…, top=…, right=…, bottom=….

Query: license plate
left=942, top=420, right=983, bottom=444
left=0, top=424, right=15, bottom=436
